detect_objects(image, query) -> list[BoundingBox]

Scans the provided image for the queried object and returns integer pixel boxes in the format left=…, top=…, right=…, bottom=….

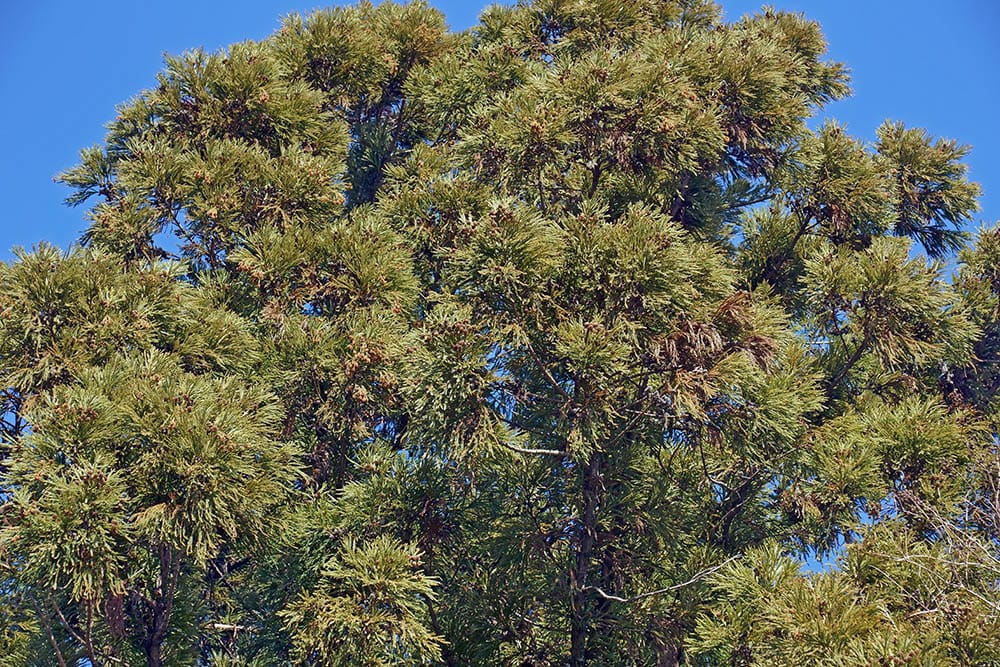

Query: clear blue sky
left=1, top=1, right=997, bottom=262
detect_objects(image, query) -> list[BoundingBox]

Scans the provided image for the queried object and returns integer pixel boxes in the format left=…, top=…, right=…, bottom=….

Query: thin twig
left=502, top=441, right=566, bottom=457
left=582, top=556, right=739, bottom=603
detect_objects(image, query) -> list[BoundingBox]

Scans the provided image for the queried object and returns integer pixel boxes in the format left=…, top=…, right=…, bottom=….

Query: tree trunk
left=145, top=642, right=163, bottom=667
left=570, top=453, right=603, bottom=666
left=656, top=643, right=681, bottom=667
left=142, top=544, right=178, bottom=667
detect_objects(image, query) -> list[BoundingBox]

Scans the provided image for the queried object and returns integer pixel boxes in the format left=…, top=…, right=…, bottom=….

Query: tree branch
left=502, top=441, right=566, bottom=457
left=582, top=555, right=740, bottom=603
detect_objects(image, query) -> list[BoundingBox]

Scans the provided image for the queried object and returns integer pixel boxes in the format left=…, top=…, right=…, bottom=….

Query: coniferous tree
left=1, top=1, right=997, bottom=665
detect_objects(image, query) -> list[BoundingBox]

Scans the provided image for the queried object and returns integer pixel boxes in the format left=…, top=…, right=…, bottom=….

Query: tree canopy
left=1, top=1, right=998, bottom=665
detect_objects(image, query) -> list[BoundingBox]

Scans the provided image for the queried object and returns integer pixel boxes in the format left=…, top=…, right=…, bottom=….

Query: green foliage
left=2, top=1, right=997, bottom=665
left=281, top=536, right=442, bottom=666
left=877, top=120, right=980, bottom=258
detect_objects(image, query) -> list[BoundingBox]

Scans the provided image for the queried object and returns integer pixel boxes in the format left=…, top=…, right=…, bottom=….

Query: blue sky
left=1, top=1, right=997, bottom=261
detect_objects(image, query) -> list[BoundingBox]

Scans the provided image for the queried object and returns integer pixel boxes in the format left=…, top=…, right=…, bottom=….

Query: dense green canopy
left=1, top=1, right=997, bottom=665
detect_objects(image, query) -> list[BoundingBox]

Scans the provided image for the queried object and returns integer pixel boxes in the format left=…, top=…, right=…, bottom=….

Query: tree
left=1, top=1, right=996, bottom=665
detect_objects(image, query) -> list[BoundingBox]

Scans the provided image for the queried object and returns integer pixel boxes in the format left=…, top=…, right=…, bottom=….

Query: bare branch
left=582, top=556, right=740, bottom=603
left=213, top=623, right=250, bottom=632
left=502, top=441, right=567, bottom=457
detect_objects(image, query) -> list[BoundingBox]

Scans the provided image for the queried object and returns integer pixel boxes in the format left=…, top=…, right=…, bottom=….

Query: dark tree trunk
left=656, top=643, right=681, bottom=667
left=142, top=544, right=179, bottom=667
left=570, top=453, right=603, bottom=666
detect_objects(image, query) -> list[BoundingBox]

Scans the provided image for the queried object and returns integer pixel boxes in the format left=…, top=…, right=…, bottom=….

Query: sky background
left=1, top=1, right=997, bottom=263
